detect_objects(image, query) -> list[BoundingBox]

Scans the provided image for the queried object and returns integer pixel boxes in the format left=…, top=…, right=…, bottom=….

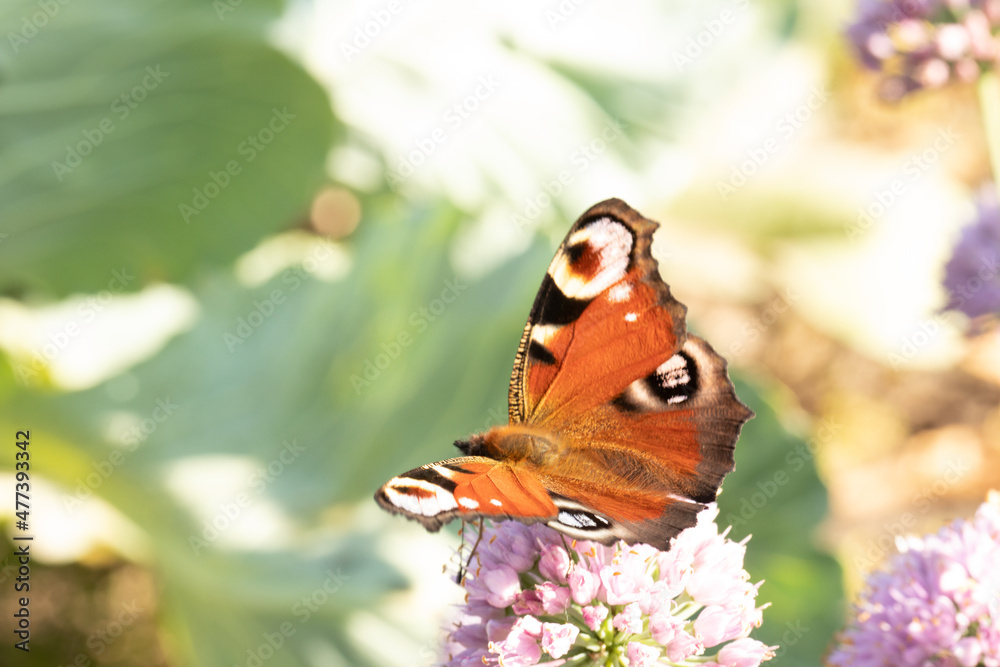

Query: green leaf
left=0, top=0, right=334, bottom=297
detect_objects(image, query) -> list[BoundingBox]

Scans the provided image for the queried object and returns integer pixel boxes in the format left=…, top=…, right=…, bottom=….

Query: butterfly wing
left=375, top=456, right=558, bottom=531
left=509, top=198, right=686, bottom=422
left=507, top=198, right=753, bottom=546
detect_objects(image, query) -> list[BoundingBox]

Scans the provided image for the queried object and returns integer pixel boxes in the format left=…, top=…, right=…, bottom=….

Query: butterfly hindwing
left=537, top=333, right=752, bottom=545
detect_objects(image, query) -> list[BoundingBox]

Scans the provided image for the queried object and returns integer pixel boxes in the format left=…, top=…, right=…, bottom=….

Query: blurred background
left=1, top=0, right=998, bottom=665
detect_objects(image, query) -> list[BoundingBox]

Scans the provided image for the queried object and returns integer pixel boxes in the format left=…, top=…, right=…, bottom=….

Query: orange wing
left=509, top=199, right=686, bottom=423
left=503, top=199, right=752, bottom=546
left=374, top=456, right=558, bottom=531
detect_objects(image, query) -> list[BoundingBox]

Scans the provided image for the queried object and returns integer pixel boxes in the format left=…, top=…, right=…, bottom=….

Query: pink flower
left=540, top=622, right=579, bottom=658
left=613, top=602, right=644, bottom=634
left=665, top=630, right=703, bottom=662
left=695, top=605, right=746, bottom=646
left=478, top=522, right=537, bottom=572
left=512, top=615, right=542, bottom=638
left=490, top=616, right=542, bottom=667
left=480, top=563, right=520, bottom=608
left=581, top=604, right=609, bottom=631
left=567, top=563, right=600, bottom=605
left=717, top=638, right=777, bottom=667
left=649, top=609, right=684, bottom=645
left=490, top=636, right=539, bottom=667
left=443, top=506, right=773, bottom=667
left=538, top=544, right=570, bottom=583
left=535, top=582, right=571, bottom=614
left=685, top=539, right=748, bottom=607
left=655, top=546, right=693, bottom=599
left=599, top=544, right=656, bottom=605
left=954, top=636, right=983, bottom=667
left=485, top=617, right=516, bottom=643
left=627, top=641, right=660, bottom=667
left=512, top=582, right=570, bottom=615
left=511, top=590, right=542, bottom=616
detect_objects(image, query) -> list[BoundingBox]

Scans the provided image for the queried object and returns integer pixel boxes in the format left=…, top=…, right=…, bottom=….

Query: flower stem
left=978, top=70, right=1000, bottom=200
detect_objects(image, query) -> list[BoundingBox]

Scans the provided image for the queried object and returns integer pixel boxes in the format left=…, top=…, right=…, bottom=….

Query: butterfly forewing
left=375, top=456, right=558, bottom=531
left=508, top=199, right=687, bottom=424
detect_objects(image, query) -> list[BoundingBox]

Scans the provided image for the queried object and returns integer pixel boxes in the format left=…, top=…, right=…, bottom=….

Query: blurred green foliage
left=719, top=381, right=844, bottom=666
left=0, top=0, right=333, bottom=296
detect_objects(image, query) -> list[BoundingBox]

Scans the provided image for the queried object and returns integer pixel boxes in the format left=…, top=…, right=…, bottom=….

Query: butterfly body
left=375, top=199, right=752, bottom=548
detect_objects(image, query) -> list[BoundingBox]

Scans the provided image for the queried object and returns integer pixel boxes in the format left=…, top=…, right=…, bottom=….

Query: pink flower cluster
left=829, top=491, right=1000, bottom=666
left=443, top=505, right=775, bottom=666
left=847, top=0, right=1000, bottom=100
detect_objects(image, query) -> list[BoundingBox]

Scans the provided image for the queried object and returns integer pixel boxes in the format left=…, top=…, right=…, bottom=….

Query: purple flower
left=477, top=563, right=521, bottom=608
left=846, top=0, right=1000, bottom=100
left=828, top=491, right=1000, bottom=666
left=943, top=187, right=1000, bottom=320
left=443, top=505, right=776, bottom=666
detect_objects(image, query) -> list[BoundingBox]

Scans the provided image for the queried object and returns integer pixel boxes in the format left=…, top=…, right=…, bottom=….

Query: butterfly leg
left=455, top=517, right=485, bottom=585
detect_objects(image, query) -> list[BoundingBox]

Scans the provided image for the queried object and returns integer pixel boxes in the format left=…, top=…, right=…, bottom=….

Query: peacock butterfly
left=375, top=199, right=752, bottom=548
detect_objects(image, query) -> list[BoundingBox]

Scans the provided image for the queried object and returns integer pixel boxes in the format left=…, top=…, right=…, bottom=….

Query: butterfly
left=375, top=199, right=752, bottom=548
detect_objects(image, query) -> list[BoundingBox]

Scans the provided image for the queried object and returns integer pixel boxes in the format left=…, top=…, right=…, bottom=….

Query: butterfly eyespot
left=489, top=498, right=503, bottom=507
left=555, top=509, right=610, bottom=530
left=652, top=352, right=697, bottom=403
left=549, top=217, right=635, bottom=302
left=612, top=350, right=700, bottom=413
left=624, top=312, right=638, bottom=322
